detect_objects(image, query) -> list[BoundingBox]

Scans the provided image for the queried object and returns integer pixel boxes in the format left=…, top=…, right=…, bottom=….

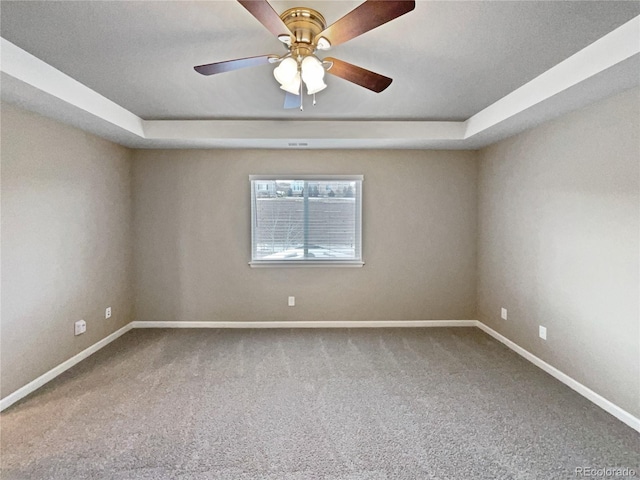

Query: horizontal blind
left=251, top=178, right=362, bottom=263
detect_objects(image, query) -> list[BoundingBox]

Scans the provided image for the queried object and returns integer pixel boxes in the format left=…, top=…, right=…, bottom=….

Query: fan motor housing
left=280, top=7, right=326, bottom=55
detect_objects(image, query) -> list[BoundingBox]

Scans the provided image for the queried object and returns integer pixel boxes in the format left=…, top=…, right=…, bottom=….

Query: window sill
left=249, top=261, right=365, bottom=268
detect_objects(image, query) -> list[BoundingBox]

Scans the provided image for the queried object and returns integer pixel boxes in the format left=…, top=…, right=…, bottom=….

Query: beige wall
left=477, top=87, right=640, bottom=417
left=4, top=87, right=638, bottom=421
left=1, top=103, right=134, bottom=396
left=132, top=149, right=478, bottom=323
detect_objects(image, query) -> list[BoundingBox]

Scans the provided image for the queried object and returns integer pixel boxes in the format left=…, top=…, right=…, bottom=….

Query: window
left=250, top=175, right=363, bottom=267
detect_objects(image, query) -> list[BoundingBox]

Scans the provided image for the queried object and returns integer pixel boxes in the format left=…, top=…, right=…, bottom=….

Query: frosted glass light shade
left=280, top=72, right=301, bottom=95
left=301, top=56, right=326, bottom=95
left=274, top=57, right=301, bottom=95
left=274, top=58, right=298, bottom=84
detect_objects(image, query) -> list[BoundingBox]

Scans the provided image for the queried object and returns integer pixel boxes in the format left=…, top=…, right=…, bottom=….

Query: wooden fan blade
left=316, top=1, right=415, bottom=47
left=237, top=0, right=292, bottom=39
left=194, top=55, right=274, bottom=75
left=324, top=57, right=392, bottom=93
left=284, top=91, right=300, bottom=109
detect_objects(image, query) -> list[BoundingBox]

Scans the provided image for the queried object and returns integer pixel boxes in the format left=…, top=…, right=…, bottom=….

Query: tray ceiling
left=1, top=1, right=639, bottom=148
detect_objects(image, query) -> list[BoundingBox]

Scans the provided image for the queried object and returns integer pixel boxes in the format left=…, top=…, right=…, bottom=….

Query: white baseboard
left=130, top=320, right=477, bottom=329
left=0, top=323, right=133, bottom=412
left=3, top=319, right=638, bottom=434
left=475, top=320, right=640, bottom=433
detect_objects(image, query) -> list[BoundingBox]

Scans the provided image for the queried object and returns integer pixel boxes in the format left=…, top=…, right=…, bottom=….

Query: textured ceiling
left=2, top=0, right=639, bottom=122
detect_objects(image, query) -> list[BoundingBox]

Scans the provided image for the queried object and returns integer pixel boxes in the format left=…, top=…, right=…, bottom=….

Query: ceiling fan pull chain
left=300, top=83, right=304, bottom=111
left=313, top=93, right=317, bottom=106
left=299, top=62, right=304, bottom=111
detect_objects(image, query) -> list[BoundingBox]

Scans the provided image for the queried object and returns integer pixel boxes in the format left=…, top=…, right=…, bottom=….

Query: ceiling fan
left=194, top=0, right=415, bottom=109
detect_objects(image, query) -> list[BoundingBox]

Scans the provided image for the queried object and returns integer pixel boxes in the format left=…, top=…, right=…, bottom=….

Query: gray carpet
left=1, top=328, right=638, bottom=479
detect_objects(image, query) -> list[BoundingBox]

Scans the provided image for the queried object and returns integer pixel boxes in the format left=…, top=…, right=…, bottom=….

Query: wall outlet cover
left=501, top=307, right=508, bottom=320
left=539, top=325, right=547, bottom=340
left=74, top=320, right=86, bottom=336
left=105, top=307, right=112, bottom=319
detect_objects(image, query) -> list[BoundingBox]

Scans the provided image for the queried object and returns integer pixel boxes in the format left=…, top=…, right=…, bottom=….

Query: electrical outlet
left=288, top=296, right=295, bottom=307
left=105, top=307, right=112, bottom=319
left=501, top=307, right=508, bottom=320
left=74, top=320, right=86, bottom=336
left=539, top=325, right=547, bottom=340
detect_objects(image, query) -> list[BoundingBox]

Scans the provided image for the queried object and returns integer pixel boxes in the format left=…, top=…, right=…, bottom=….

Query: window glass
left=250, top=176, right=363, bottom=266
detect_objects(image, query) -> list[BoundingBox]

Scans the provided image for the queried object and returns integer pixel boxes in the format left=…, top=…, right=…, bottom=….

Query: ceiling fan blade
left=283, top=91, right=300, bottom=109
left=316, top=1, right=415, bottom=47
left=194, top=55, right=275, bottom=75
left=324, top=57, right=392, bottom=93
left=237, top=0, right=292, bottom=39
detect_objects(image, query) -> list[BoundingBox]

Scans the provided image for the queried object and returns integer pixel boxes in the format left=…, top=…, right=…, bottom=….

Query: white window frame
left=249, top=175, right=364, bottom=268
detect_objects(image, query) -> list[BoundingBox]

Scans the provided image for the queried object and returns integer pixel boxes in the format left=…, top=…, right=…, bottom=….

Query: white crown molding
left=1, top=16, right=639, bottom=148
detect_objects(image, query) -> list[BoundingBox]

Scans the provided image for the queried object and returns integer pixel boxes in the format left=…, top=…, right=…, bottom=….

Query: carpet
left=1, top=328, right=638, bottom=479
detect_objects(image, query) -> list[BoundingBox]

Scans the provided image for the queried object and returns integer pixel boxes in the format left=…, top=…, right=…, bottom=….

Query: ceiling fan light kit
left=194, top=0, right=416, bottom=110
left=273, top=54, right=326, bottom=96
left=300, top=56, right=327, bottom=95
